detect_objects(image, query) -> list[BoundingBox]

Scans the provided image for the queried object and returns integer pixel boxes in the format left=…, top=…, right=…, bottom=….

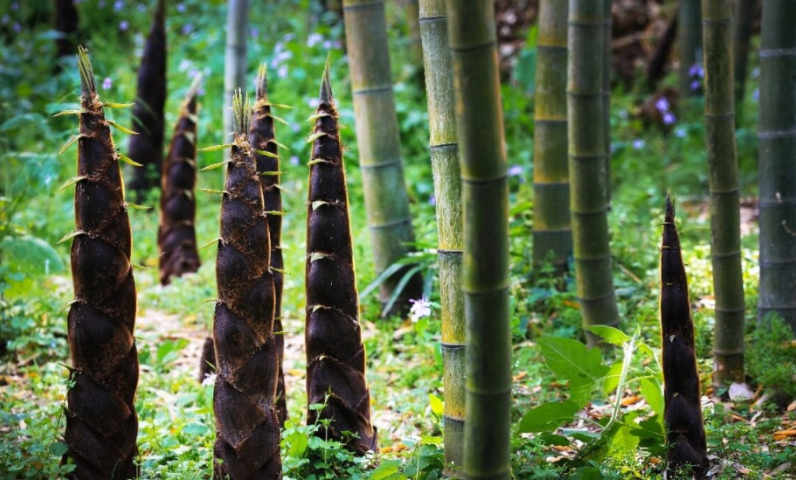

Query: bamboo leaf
left=102, top=102, right=135, bottom=108
left=307, top=158, right=332, bottom=166
left=259, top=170, right=284, bottom=176
left=361, top=261, right=407, bottom=298
left=310, top=252, right=330, bottom=263
left=381, top=264, right=425, bottom=317
left=264, top=210, right=285, bottom=216
left=264, top=103, right=292, bottom=109
left=306, top=132, right=327, bottom=143
left=199, top=188, right=226, bottom=195
left=107, top=119, right=139, bottom=135
left=200, top=237, right=222, bottom=249
left=60, top=298, right=80, bottom=313
left=268, top=139, right=288, bottom=150
left=52, top=109, right=85, bottom=117
left=253, top=148, right=279, bottom=158
left=58, top=176, right=87, bottom=191
left=266, top=113, right=289, bottom=125
left=125, top=203, right=151, bottom=210
left=311, top=200, right=328, bottom=210
left=57, top=230, right=86, bottom=244
left=199, top=160, right=231, bottom=171
left=58, top=134, right=83, bottom=155
left=198, top=143, right=235, bottom=152
left=116, top=152, right=143, bottom=167
left=270, top=266, right=287, bottom=275
left=307, top=112, right=331, bottom=122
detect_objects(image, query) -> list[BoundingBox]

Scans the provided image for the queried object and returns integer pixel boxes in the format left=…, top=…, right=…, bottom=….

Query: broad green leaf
left=518, top=401, right=580, bottom=433
left=429, top=394, right=444, bottom=417
left=585, top=325, right=631, bottom=346
left=640, top=377, right=664, bottom=416
left=603, top=361, right=623, bottom=395
left=286, top=430, right=309, bottom=457
left=369, top=460, right=405, bottom=480
left=538, top=337, right=609, bottom=406
left=537, top=433, right=571, bottom=446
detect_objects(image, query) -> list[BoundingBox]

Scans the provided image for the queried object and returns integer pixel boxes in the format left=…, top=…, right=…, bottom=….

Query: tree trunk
left=342, top=0, right=422, bottom=315
left=702, top=0, right=745, bottom=386
left=732, top=0, right=756, bottom=111
left=757, top=0, right=796, bottom=333
left=603, top=0, right=612, bottom=208
left=127, top=0, right=167, bottom=196
left=445, top=1, right=511, bottom=478
left=418, top=0, right=464, bottom=473
left=679, top=0, right=703, bottom=98
left=249, top=65, right=288, bottom=425
left=212, top=92, right=282, bottom=479
left=660, top=196, right=709, bottom=479
left=532, top=0, right=571, bottom=274
left=62, top=46, right=139, bottom=480
left=305, top=66, right=377, bottom=455
left=158, top=76, right=202, bottom=285
left=568, top=0, right=620, bottom=346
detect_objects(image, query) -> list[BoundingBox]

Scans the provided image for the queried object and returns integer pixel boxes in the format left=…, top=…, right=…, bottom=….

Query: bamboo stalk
left=127, top=0, right=167, bottom=194
left=62, top=46, right=139, bottom=479
left=305, top=65, right=377, bottom=455
left=702, top=0, right=745, bottom=386
left=732, top=0, right=756, bottom=110
left=660, top=195, right=709, bottom=478
left=212, top=91, right=281, bottom=479
left=249, top=65, right=287, bottom=425
left=532, top=0, right=571, bottom=273
left=603, top=0, right=612, bottom=208
left=54, top=0, right=78, bottom=68
left=679, top=0, right=703, bottom=98
left=568, top=0, right=620, bottom=346
left=418, top=0, right=464, bottom=473
left=445, top=1, right=511, bottom=477
left=158, top=76, right=202, bottom=285
left=223, top=0, right=249, bottom=147
left=758, top=0, right=796, bottom=332
left=342, top=0, right=422, bottom=314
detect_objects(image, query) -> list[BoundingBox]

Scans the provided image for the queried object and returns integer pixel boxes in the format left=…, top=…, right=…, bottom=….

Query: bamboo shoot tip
left=76, top=46, right=96, bottom=98
left=665, top=192, right=675, bottom=222
left=319, top=55, right=333, bottom=104
left=256, top=63, right=268, bottom=99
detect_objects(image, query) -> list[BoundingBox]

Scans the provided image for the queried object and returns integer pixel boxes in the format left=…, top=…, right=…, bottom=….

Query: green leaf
left=584, top=325, right=630, bottom=347
left=198, top=143, right=234, bottom=152
left=286, top=430, right=309, bottom=457
left=518, top=401, right=580, bottom=433
left=253, top=148, right=279, bottom=158
left=429, top=394, right=444, bottom=417
left=106, top=119, right=138, bottom=135
left=537, top=433, right=570, bottom=446
left=58, top=175, right=87, bottom=191
left=639, top=377, right=664, bottom=416
left=538, top=337, right=609, bottom=407
left=603, top=361, right=623, bottom=395
left=116, top=152, right=143, bottom=167
left=199, top=160, right=231, bottom=172
left=102, top=101, right=135, bottom=108
left=49, top=442, right=69, bottom=456
left=369, top=460, right=404, bottom=480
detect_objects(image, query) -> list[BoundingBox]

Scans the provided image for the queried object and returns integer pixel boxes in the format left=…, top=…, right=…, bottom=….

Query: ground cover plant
left=1, top=0, right=795, bottom=479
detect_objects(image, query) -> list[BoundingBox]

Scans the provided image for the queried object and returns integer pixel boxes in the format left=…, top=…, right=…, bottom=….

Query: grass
left=1, top=1, right=794, bottom=478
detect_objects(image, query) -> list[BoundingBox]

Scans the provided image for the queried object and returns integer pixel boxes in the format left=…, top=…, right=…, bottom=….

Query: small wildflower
left=674, top=127, right=687, bottom=138
left=12, top=22, right=21, bottom=33
left=250, top=27, right=258, bottom=39
left=663, top=112, right=676, bottom=126
left=11, top=2, right=19, bottom=10
left=690, top=80, right=701, bottom=92
left=119, top=20, right=129, bottom=31
left=508, top=165, right=523, bottom=177
left=181, top=23, right=194, bottom=35
left=751, top=67, right=760, bottom=79
left=188, top=68, right=200, bottom=79
left=688, top=64, right=704, bottom=78
left=278, top=65, right=288, bottom=78
left=632, top=139, right=645, bottom=150
left=752, top=88, right=760, bottom=102
left=179, top=59, right=192, bottom=71
left=655, top=97, right=670, bottom=113
left=102, top=77, right=112, bottom=90
left=428, top=194, right=436, bottom=206
left=201, top=373, right=217, bottom=387
left=137, top=3, right=145, bottom=12
left=290, top=155, right=300, bottom=166
left=307, top=33, right=324, bottom=47
left=409, top=297, right=432, bottom=322
left=114, top=0, right=124, bottom=12
left=176, top=2, right=185, bottom=12
left=1, top=14, right=8, bottom=25
left=308, top=98, right=320, bottom=109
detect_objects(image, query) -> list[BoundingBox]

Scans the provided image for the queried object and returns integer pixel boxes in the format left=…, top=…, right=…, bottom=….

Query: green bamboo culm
left=602, top=0, right=612, bottom=208
left=342, top=0, right=422, bottom=314
left=758, top=0, right=796, bottom=332
left=223, top=0, right=249, bottom=149
left=732, top=0, right=756, bottom=112
left=679, top=0, right=703, bottom=98
left=418, top=0, right=464, bottom=473
left=702, top=0, right=745, bottom=385
left=445, top=1, right=511, bottom=478
left=568, top=0, right=620, bottom=346
left=532, top=0, right=571, bottom=273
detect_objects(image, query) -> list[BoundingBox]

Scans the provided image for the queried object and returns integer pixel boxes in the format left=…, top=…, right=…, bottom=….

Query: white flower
left=409, top=297, right=431, bottom=322
left=201, top=373, right=217, bottom=386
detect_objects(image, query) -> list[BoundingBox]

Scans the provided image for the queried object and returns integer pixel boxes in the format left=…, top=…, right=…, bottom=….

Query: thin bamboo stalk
left=758, top=0, right=796, bottom=332
left=223, top=0, right=248, bottom=147
left=249, top=65, right=288, bottom=425
left=660, top=196, right=709, bottom=478
left=305, top=66, right=377, bottom=455
left=568, top=0, right=620, bottom=346
left=679, top=0, right=703, bottom=97
left=418, top=0, right=464, bottom=473
left=702, top=0, right=745, bottom=385
left=342, top=0, right=422, bottom=313
left=732, top=0, right=756, bottom=110
left=445, top=1, right=511, bottom=477
left=532, top=0, right=571, bottom=273
left=603, top=0, right=612, bottom=208
left=54, top=0, right=78, bottom=67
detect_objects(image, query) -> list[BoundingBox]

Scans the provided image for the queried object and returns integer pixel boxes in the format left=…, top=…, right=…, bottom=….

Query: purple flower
left=12, top=22, right=21, bottom=33
left=307, top=33, right=324, bottom=47
left=1, top=14, right=8, bottom=25
left=137, top=4, right=145, bottom=12
left=188, top=68, right=200, bottom=79
left=428, top=194, right=436, bottom=206
left=308, top=98, right=320, bottom=109
left=181, top=23, right=194, bottom=34
left=178, top=59, right=192, bottom=71
left=655, top=97, right=670, bottom=113
left=409, top=297, right=432, bottom=322
left=278, top=65, right=288, bottom=78
left=690, top=80, right=701, bottom=92
left=119, top=20, right=129, bottom=31
left=663, top=112, right=676, bottom=125
left=290, top=155, right=300, bottom=166
left=114, top=0, right=124, bottom=11
left=508, top=165, right=523, bottom=177
left=250, top=27, right=259, bottom=39
left=688, top=64, right=704, bottom=78
left=176, top=2, right=186, bottom=13
left=632, top=139, right=645, bottom=150
left=102, top=77, right=112, bottom=90
left=11, top=2, right=19, bottom=11
left=752, top=88, right=760, bottom=102
left=674, top=127, right=686, bottom=138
